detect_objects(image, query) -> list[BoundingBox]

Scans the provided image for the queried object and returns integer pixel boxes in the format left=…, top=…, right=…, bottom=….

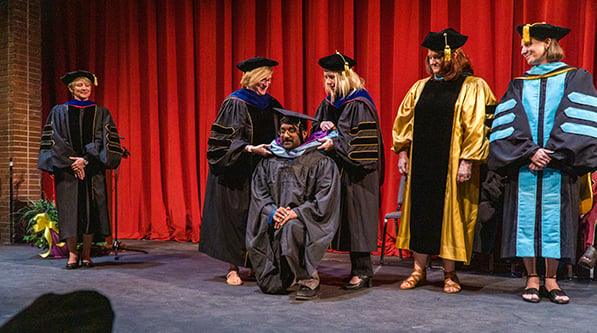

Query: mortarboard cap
left=274, top=107, right=317, bottom=122
left=516, top=23, right=570, bottom=45
left=236, top=57, right=279, bottom=72
left=318, top=51, right=356, bottom=72
left=60, top=70, right=98, bottom=86
left=421, top=28, right=468, bottom=52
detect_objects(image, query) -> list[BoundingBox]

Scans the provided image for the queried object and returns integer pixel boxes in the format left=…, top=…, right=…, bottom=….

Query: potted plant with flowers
left=19, top=198, right=68, bottom=258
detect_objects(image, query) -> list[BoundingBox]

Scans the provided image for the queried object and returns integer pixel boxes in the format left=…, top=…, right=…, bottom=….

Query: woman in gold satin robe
left=392, top=28, right=497, bottom=293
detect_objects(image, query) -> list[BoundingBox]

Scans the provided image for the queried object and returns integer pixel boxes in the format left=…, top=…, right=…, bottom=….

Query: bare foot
left=226, top=270, right=243, bottom=286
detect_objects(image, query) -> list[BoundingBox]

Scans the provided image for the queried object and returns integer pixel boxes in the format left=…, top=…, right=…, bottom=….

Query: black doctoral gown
left=246, top=143, right=340, bottom=294
left=38, top=101, right=124, bottom=241
left=199, top=88, right=281, bottom=267
left=313, top=89, right=384, bottom=252
left=489, top=63, right=597, bottom=259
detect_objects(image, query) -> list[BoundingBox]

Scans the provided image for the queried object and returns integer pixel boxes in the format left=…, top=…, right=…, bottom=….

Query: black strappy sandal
left=521, top=274, right=541, bottom=303
left=542, top=276, right=569, bottom=304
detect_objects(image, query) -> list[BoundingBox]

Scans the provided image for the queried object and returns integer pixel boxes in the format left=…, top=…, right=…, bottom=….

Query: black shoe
left=521, top=287, right=541, bottom=303
left=541, top=286, right=569, bottom=304
left=81, top=261, right=94, bottom=268
left=295, top=285, right=320, bottom=300
left=343, top=275, right=372, bottom=290
left=578, top=245, right=597, bottom=270
left=65, top=262, right=80, bottom=270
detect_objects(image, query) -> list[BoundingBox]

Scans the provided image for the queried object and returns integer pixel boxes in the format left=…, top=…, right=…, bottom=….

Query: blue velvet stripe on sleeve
left=560, top=91, right=597, bottom=138
left=492, top=113, right=516, bottom=128
left=490, top=128, right=515, bottom=142
left=490, top=99, right=518, bottom=143
left=568, top=92, right=597, bottom=107
left=564, top=107, right=597, bottom=122
left=494, top=99, right=517, bottom=116
left=560, top=123, right=597, bottom=138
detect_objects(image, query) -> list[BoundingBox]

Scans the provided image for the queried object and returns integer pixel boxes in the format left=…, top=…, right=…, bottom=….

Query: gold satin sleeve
left=455, top=76, right=497, bottom=162
left=391, top=78, right=430, bottom=154
left=393, top=75, right=498, bottom=264
left=580, top=173, right=593, bottom=215
left=441, top=76, right=497, bottom=264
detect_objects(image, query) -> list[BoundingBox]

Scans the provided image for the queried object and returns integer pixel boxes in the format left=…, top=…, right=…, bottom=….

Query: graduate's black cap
left=516, top=23, right=570, bottom=44
left=421, top=28, right=468, bottom=51
left=318, top=51, right=356, bottom=72
left=60, top=70, right=98, bottom=86
left=274, top=108, right=317, bottom=122
left=236, top=57, right=279, bottom=72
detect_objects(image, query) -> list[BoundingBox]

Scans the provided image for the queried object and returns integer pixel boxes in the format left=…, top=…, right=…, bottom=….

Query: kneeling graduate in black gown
left=246, top=108, right=341, bottom=300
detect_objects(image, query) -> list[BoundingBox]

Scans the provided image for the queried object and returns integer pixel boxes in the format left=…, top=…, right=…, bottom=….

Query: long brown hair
left=425, top=49, right=474, bottom=81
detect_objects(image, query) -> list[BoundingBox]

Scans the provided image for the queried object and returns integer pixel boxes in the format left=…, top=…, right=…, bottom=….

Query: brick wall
left=0, top=0, right=42, bottom=245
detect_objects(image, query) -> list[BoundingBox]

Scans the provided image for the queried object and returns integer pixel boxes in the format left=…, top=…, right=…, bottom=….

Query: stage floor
left=1, top=240, right=596, bottom=332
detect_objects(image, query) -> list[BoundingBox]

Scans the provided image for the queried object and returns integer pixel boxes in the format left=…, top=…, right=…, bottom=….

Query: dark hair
left=425, top=49, right=474, bottom=81
left=280, top=116, right=307, bottom=133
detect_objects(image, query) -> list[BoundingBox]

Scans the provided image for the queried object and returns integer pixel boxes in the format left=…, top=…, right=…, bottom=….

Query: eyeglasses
left=260, top=77, right=273, bottom=84
left=279, top=127, right=299, bottom=136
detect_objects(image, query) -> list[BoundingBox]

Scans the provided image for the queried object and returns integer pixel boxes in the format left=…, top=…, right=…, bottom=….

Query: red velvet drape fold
left=41, top=0, right=597, bottom=251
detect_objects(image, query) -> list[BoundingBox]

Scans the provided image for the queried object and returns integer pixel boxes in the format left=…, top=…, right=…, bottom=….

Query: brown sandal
left=400, top=266, right=426, bottom=290
left=226, top=270, right=243, bottom=286
left=443, top=271, right=461, bottom=293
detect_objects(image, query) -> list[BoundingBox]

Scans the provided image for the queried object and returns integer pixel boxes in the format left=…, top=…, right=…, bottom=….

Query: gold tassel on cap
left=522, top=25, right=531, bottom=45
left=336, top=50, right=349, bottom=72
left=522, top=22, right=546, bottom=45
left=93, top=74, right=98, bottom=86
left=443, top=32, right=451, bottom=62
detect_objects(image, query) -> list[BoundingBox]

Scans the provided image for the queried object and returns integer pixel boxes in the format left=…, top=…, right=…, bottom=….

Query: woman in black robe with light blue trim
left=489, top=23, right=597, bottom=304
left=199, top=57, right=282, bottom=286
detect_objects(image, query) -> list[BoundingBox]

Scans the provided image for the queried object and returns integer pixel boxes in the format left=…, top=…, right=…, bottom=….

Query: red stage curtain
left=41, top=0, right=597, bottom=251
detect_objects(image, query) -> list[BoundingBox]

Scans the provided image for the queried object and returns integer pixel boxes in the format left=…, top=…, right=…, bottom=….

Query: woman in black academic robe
left=489, top=23, right=597, bottom=304
left=392, top=29, right=496, bottom=293
left=199, top=57, right=282, bottom=286
left=313, top=52, right=384, bottom=290
left=38, top=70, right=124, bottom=269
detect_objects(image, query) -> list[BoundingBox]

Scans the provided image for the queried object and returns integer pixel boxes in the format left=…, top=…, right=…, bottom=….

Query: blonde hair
left=324, top=69, right=365, bottom=102
left=68, top=77, right=93, bottom=92
left=544, top=38, right=565, bottom=62
left=240, top=66, right=274, bottom=88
